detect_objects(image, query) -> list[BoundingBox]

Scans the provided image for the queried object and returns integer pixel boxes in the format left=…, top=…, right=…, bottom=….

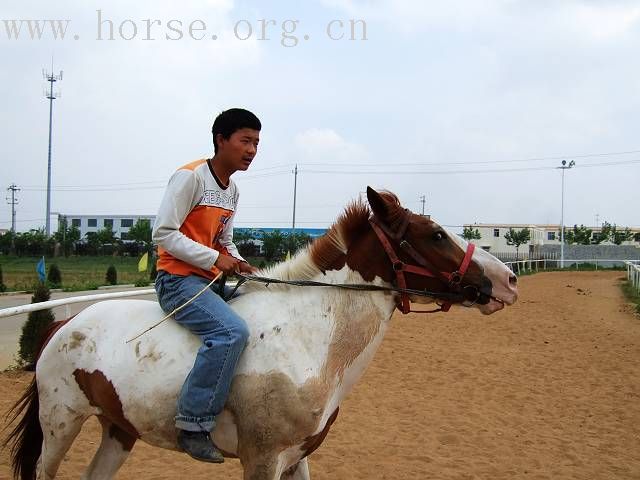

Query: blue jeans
left=155, top=271, right=249, bottom=432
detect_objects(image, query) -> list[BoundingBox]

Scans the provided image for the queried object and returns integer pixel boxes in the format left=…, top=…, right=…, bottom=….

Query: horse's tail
left=2, top=318, right=73, bottom=480
left=3, top=377, right=41, bottom=480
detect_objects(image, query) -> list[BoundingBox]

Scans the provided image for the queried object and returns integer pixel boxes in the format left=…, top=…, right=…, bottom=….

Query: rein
left=228, top=273, right=467, bottom=304
left=229, top=213, right=478, bottom=315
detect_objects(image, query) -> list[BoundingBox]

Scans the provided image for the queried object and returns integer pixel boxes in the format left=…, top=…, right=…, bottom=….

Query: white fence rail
left=1, top=261, right=639, bottom=319
left=0, top=289, right=156, bottom=319
left=504, top=258, right=639, bottom=274
left=628, top=260, right=640, bottom=292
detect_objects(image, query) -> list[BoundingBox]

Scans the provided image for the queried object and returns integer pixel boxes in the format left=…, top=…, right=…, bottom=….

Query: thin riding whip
left=126, top=272, right=223, bottom=344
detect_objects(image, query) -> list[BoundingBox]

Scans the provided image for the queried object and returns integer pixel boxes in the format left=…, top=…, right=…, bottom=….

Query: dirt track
left=1, top=271, right=639, bottom=479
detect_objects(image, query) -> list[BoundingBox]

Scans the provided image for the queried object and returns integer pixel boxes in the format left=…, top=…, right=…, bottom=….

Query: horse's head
left=364, top=187, right=518, bottom=315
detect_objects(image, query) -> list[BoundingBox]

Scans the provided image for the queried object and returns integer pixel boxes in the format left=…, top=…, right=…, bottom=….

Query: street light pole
left=291, top=164, right=298, bottom=235
left=43, top=65, right=63, bottom=237
left=558, top=159, right=575, bottom=268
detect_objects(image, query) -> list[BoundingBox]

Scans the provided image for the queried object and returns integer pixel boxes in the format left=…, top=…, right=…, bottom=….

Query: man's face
left=217, top=128, right=260, bottom=172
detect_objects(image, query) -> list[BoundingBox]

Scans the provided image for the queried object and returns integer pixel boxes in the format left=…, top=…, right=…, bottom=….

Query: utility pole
left=419, top=195, right=426, bottom=215
left=43, top=63, right=63, bottom=237
left=6, top=183, right=19, bottom=254
left=291, top=164, right=298, bottom=235
left=558, top=160, right=575, bottom=268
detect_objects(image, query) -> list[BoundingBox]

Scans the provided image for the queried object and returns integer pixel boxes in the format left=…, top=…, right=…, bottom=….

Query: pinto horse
left=4, top=188, right=517, bottom=480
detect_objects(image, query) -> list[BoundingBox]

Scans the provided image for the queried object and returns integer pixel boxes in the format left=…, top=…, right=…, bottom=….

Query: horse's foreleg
left=281, top=458, right=310, bottom=480
left=81, top=417, right=136, bottom=480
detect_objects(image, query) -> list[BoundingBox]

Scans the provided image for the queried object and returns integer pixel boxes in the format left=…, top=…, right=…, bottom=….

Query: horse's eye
left=433, top=231, right=445, bottom=242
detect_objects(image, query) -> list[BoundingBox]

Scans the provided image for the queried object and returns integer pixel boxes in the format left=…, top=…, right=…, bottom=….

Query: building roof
left=57, top=214, right=156, bottom=218
left=465, top=223, right=640, bottom=232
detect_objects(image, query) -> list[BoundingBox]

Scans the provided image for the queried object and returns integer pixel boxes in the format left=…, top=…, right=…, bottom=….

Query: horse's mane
left=243, top=191, right=403, bottom=290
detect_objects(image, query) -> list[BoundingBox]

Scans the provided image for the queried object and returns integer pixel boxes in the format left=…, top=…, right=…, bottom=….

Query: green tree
left=262, top=230, right=286, bottom=261
left=54, top=219, right=81, bottom=257
left=504, top=228, right=531, bottom=259
left=14, top=228, right=55, bottom=257
left=86, top=227, right=118, bottom=255
left=18, top=282, right=55, bottom=368
left=235, top=230, right=260, bottom=258
left=462, top=227, right=481, bottom=241
left=560, top=227, right=574, bottom=245
left=562, top=224, right=593, bottom=245
left=0, top=231, right=13, bottom=255
left=611, top=226, right=633, bottom=245
left=284, top=231, right=312, bottom=255
left=128, top=219, right=153, bottom=252
left=592, top=221, right=612, bottom=244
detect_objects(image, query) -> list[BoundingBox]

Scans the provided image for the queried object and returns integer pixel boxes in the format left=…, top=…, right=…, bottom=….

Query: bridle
left=222, top=210, right=485, bottom=314
left=369, top=210, right=478, bottom=314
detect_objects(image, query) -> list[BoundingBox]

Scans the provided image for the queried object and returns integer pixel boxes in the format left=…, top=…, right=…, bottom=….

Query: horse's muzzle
left=465, top=277, right=493, bottom=306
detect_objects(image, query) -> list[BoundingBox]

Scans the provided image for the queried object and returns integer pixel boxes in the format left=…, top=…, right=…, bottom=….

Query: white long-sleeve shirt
left=152, top=158, right=244, bottom=280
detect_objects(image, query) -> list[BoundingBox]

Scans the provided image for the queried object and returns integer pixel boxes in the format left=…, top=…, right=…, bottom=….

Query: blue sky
left=1, top=0, right=639, bottom=233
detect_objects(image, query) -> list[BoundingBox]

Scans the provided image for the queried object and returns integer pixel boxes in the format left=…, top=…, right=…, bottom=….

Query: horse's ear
left=366, top=186, right=389, bottom=220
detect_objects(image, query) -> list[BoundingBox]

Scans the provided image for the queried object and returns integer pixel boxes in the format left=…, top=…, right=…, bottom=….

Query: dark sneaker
left=177, top=429, right=225, bottom=463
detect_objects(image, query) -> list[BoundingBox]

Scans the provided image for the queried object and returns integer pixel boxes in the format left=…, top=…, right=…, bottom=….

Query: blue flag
left=36, top=256, right=46, bottom=282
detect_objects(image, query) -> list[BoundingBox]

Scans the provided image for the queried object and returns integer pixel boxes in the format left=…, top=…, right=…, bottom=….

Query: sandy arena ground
left=1, top=271, right=639, bottom=479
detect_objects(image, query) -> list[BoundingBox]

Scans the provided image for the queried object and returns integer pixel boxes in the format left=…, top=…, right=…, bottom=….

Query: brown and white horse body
left=15, top=189, right=518, bottom=480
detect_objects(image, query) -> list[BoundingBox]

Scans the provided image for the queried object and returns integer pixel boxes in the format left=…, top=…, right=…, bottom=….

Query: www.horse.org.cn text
left=1, top=11, right=368, bottom=47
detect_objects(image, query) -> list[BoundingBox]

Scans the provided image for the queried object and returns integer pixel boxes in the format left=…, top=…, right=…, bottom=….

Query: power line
left=12, top=157, right=640, bottom=193
left=302, top=158, right=640, bottom=175
left=298, top=148, right=640, bottom=168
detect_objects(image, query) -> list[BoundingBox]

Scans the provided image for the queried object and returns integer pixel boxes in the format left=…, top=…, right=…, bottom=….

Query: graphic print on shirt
left=156, top=159, right=240, bottom=280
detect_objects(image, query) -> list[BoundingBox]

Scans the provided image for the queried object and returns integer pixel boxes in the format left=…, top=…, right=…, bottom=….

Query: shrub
left=134, top=277, right=149, bottom=287
left=18, top=282, right=55, bottom=368
left=0, top=264, right=6, bottom=293
left=106, top=265, right=118, bottom=285
left=48, top=263, right=62, bottom=287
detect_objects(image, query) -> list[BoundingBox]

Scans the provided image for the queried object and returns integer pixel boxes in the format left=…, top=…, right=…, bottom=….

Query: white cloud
left=569, top=3, right=640, bottom=40
left=320, top=0, right=640, bottom=40
left=294, top=128, right=368, bottom=163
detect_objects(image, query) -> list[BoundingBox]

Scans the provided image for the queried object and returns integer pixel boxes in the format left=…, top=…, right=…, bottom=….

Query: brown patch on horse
left=301, top=407, right=339, bottom=458
left=310, top=198, right=392, bottom=282
left=73, top=369, right=139, bottom=441
left=228, top=372, right=328, bottom=462
left=97, top=416, right=137, bottom=451
left=108, top=424, right=136, bottom=451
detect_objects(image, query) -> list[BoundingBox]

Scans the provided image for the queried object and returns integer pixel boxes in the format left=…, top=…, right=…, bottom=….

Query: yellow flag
left=138, top=252, right=149, bottom=272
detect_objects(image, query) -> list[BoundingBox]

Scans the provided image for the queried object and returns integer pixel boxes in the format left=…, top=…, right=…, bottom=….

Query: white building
left=463, top=223, right=640, bottom=255
left=57, top=214, right=156, bottom=241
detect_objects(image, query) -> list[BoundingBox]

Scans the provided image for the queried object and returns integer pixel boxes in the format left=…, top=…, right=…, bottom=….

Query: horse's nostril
left=509, top=275, right=518, bottom=286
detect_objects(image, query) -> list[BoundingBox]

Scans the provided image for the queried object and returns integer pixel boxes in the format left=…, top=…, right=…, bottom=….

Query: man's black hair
left=211, top=108, right=261, bottom=153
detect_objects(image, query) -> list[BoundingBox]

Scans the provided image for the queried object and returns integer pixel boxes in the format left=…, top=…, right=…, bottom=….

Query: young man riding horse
left=152, top=108, right=261, bottom=463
